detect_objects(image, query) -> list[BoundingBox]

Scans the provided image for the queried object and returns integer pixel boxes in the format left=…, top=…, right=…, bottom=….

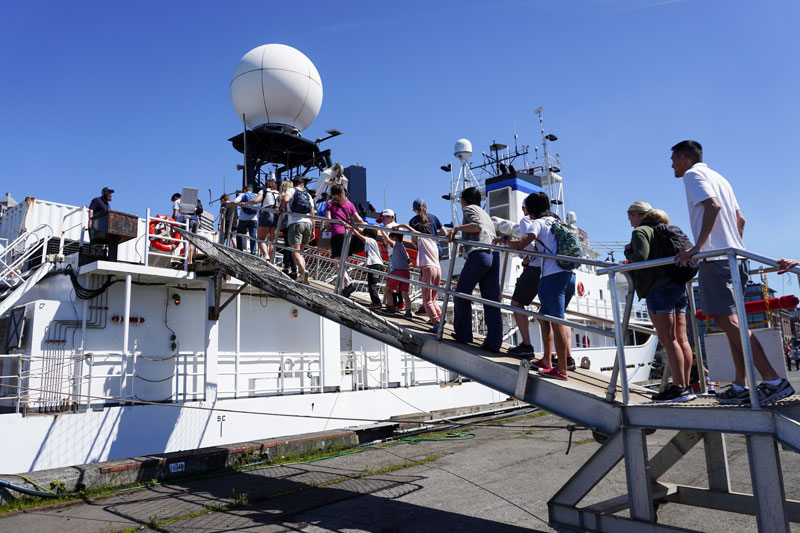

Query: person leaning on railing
left=624, top=202, right=694, bottom=403
left=325, top=183, right=365, bottom=298
left=506, top=191, right=574, bottom=380
left=447, top=186, right=502, bottom=353
left=672, top=139, right=794, bottom=405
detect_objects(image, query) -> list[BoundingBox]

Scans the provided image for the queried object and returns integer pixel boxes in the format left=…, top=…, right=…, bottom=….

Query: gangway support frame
left=548, top=428, right=798, bottom=532
left=178, top=231, right=800, bottom=533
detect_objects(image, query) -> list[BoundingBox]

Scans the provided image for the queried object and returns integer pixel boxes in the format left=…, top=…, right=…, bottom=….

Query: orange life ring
left=148, top=215, right=181, bottom=252
left=577, top=282, right=585, bottom=297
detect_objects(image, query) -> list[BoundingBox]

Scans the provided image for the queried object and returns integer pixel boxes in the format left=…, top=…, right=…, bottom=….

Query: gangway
left=179, top=226, right=800, bottom=533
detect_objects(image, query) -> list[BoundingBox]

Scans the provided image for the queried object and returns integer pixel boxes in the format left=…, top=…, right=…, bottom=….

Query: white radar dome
left=230, top=44, right=323, bottom=132
left=454, top=139, right=473, bottom=161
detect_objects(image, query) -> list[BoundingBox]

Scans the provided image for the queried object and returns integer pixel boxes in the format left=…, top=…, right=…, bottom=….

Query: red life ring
left=148, top=215, right=181, bottom=252
left=577, top=282, right=585, bottom=297
left=582, top=335, right=591, bottom=348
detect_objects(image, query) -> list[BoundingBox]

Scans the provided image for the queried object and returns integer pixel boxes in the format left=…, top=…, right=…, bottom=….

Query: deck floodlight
left=315, top=129, right=343, bottom=143
left=440, top=164, right=451, bottom=172
left=545, top=133, right=558, bottom=142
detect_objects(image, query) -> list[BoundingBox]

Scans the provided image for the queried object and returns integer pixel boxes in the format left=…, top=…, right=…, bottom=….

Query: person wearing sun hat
left=377, top=208, right=404, bottom=308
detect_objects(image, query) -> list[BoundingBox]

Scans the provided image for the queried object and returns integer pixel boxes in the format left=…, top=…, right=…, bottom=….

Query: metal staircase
left=0, top=225, right=55, bottom=318
left=180, top=229, right=800, bottom=532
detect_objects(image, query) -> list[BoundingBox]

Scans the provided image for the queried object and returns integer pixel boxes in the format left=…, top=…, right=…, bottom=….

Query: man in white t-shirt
left=496, top=201, right=548, bottom=358
left=672, top=140, right=792, bottom=405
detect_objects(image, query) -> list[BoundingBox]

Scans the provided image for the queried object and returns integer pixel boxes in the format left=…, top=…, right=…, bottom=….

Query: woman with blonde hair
left=624, top=201, right=694, bottom=402
left=245, top=178, right=280, bottom=259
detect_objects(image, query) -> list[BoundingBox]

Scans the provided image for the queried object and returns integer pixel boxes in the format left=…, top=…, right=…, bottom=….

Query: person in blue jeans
left=522, top=192, right=575, bottom=380
left=447, top=187, right=502, bottom=352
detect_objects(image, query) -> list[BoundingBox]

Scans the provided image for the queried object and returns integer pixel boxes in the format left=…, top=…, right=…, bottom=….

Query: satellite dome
left=454, top=139, right=472, bottom=162
left=230, top=44, right=323, bottom=133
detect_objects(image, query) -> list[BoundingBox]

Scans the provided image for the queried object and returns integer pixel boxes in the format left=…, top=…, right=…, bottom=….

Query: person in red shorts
left=382, top=231, right=412, bottom=317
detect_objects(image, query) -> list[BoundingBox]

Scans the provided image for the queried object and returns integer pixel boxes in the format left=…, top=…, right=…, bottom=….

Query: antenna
left=450, top=139, right=480, bottom=224
left=534, top=106, right=566, bottom=220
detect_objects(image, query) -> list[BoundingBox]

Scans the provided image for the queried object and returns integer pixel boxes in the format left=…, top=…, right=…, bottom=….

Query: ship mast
left=535, top=107, right=566, bottom=221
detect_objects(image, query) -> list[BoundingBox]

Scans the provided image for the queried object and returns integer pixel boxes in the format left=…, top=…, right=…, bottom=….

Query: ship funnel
left=454, top=139, right=473, bottom=162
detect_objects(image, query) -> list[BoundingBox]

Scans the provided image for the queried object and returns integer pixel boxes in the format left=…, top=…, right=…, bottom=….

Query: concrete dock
left=1, top=397, right=799, bottom=532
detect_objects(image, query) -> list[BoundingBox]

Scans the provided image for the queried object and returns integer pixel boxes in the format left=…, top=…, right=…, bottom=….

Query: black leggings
left=367, top=264, right=383, bottom=305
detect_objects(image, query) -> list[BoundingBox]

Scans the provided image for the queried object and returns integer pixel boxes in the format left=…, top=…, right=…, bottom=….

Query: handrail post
left=334, top=225, right=353, bottom=294
left=728, top=251, right=761, bottom=408
left=686, top=278, right=708, bottom=394
left=608, top=271, right=630, bottom=405
left=605, top=272, right=636, bottom=402
left=144, top=208, right=150, bottom=266
left=436, top=241, right=459, bottom=340
left=499, top=249, right=510, bottom=299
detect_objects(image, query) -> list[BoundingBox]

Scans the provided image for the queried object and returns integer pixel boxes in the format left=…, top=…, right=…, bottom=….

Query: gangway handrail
left=237, top=215, right=626, bottom=340
left=596, top=245, right=800, bottom=409
left=217, top=203, right=646, bottom=403
left=210, top=206, right=645, bottom=403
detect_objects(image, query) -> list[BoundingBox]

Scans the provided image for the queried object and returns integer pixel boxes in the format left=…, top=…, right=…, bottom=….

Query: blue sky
left=2, top=0, right=799, bottom=294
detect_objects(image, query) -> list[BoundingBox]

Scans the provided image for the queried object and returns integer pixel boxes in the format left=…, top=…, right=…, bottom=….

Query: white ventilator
left=230, top=44, right=323, bottom=133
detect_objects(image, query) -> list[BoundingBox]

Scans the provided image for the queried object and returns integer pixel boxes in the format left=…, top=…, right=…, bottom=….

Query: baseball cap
left=412, top=198, right=426, bottom=210
left=379, top=209, right=395, bottom=220
left=102, top=187, right=115, bottom=194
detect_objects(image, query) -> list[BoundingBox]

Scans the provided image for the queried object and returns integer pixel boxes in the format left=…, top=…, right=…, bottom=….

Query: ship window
left=488, top=188, right=510, bottom=220
left=599, top=290, right=603, bottom=300
left=575, top=333, right=580, bottom=345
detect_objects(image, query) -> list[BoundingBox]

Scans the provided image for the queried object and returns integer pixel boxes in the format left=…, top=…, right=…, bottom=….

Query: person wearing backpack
left=325, top=183, right=366, bottom=297
left=521, top=192, right=575, bottom=380
left=495, top=196, right=551, bottom=360
left=231, top=185, right=259, bottom=254
left=624, top=201, right=695, bottom=402
left=279, top=177, right=314, bottom=285
left=244, top=178, right=280, bottom=259
left=672, top=140, right=793, bottom=405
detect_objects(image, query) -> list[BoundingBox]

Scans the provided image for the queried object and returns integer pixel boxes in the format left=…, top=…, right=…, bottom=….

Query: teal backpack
left=536, top=218, right=583, bottom=270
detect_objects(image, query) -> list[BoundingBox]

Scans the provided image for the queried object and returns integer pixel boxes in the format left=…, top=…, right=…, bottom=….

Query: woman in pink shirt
left=325, top=184, right=365, bottom=298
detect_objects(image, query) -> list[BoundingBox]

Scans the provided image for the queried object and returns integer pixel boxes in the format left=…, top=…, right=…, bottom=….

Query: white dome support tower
left=450, top=139, right=480, bottom=225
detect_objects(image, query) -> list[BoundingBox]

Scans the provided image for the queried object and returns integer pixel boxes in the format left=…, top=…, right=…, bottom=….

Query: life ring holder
left=577, top=281, right=585, bottom=297
left=148, top=215, right=181, bottom=252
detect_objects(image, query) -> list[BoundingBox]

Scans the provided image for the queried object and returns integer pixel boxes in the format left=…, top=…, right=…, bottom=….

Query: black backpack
left=195, top=199, right=204, bottom=216
left=651, top=223, right=698, bottom=283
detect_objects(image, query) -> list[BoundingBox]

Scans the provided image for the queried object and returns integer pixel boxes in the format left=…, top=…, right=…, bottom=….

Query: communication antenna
left=450, top=139, right=480, bottom=224
left=535, top=107, right=566, bottom=220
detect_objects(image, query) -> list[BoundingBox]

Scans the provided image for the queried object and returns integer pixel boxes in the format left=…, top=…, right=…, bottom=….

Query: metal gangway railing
left=0, top=224, right=53, bottom=288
